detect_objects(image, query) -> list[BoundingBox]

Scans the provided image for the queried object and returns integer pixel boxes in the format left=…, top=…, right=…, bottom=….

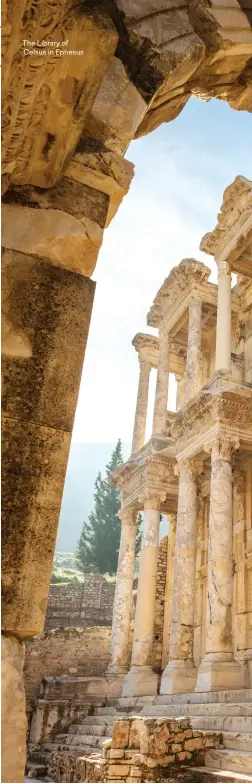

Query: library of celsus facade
left=108, top=174, right=252, bottom=700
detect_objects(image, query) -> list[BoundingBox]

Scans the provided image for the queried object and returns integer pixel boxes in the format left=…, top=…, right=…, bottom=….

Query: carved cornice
left=200, top=176, right=252, bottom=276
left=172, top=379, right=252, bottom=456
left=132, top=332, right=159, bottom=367
left=147, top=258, right=211, bottom=327
left=110, top=447, right=178, bottom=511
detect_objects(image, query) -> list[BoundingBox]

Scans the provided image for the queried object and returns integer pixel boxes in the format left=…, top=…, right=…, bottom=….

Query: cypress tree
left=76, top=440, right=141, bottom=574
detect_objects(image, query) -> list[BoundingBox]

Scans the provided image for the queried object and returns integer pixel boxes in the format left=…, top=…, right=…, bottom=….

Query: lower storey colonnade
left=108, top=437, right=251, bottom=698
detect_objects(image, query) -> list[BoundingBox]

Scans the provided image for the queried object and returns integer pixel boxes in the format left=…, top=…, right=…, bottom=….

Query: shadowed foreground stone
left=2, top=249, right=95, bottom=638
left=1, top=636, right=27, bottom=783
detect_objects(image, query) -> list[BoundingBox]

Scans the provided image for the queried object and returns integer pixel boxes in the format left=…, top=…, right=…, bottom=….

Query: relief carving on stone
left=200, top=176, right=252, bottom=267
left=2, top=2, right=118, bottom=192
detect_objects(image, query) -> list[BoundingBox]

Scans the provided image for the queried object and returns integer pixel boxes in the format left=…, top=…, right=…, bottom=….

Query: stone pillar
left=122, top=494, right=162, bottom=696
left=107, top=507, right=137, bottom=696
left=233, top=470, right=252, bottom=686
left=215, top=260, right=232, bottom=373
left=152, top=327, right=170, bottom=435
left=2, top=248, right=95, bottom=639
left=196, top=437, right=245, bottom=691
left=132, top=358, right=152, bottom=454
left=161, top=460, right=199, bottom=694
left=162, top=515, right=176, bottom=669
left=185, top=295, right=202, bottom=402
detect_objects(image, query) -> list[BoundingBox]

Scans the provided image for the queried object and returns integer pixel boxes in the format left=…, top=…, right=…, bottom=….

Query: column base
left=195, top=655, right=245, bottom=692
left=160, top=659, right=197, bottom=695
left=106, top=665, right=127, bottom=698
left=122, top=665, right=158, bottom=697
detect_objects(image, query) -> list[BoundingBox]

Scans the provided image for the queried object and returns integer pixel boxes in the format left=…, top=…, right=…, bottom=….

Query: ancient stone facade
left=2, top=0, right=252, bottom=775
left=108, top=175, right=252, bottom=700
left=45, top=576, right=116, bottom=630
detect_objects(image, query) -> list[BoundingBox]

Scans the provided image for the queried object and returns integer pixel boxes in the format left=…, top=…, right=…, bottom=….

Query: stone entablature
left=112, top=451, right=178, bottom=515
left=108, top=177, right=252, bottom=700
left=200, top=176, right=252, bottom=277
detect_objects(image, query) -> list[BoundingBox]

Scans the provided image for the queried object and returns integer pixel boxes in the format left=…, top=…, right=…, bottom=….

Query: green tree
left=76, top=440, right=142, bottom=574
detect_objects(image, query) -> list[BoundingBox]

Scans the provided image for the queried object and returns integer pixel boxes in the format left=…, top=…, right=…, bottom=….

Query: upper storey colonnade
left=107, top=176, right=252, bottom=700
left=132, top=175, right=252, bottom=455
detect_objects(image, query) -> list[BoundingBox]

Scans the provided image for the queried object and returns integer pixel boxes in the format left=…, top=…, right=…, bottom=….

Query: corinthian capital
left=138, top=489, right=166, bottom=510
left=118, top=507, right=136, bottom=526
left=217, top=259, right=231, bottom=276
left=206, top=435, right=240, bottom=461
left=174, top=457, right=204, bottom=478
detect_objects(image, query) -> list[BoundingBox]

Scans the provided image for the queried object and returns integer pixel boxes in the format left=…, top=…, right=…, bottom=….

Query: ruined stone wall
left=45, top=575, right=115, bottom=630
left=24, top=627, right=111, bottom=712
left=49, top=715, right=221, bottom=783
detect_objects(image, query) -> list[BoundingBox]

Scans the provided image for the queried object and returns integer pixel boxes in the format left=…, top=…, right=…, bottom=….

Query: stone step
left=95, top=706, right=124, bottom=716
left=181, top=766, right=252, bottom=782
left=116, top=691, right=252, bottom=709
left=141, top=703, right=252, bottom=718
left=190, top=717, right=252, bottom=734
left=205, top=749, right=252, bottom=775
left=26, top=761, right=47, bottom=775
left=223, top=735, right=252, bottom=753
left=69, top=723, right=107, bottom=736
left=24, top=778, right=54, bottom=782
left=82, top=714, right=124, bottom=726
left=55, top=732, right=106, bottom=749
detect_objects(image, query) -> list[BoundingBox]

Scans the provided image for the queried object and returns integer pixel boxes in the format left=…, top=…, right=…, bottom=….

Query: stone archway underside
left=2, top=0, right=252, bottom=195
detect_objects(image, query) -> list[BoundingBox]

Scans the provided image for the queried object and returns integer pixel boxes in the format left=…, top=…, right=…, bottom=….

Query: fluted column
left=107, top=508, right=137, bottom=682
left=152, top=327, right=170, bottom=435
left=132, top=358, right=152, bottom=454
left=185, top=295, right=202, bottom=402
left=215, top=260, right=232, bottom=373
left=196, top=436, right=245, bottom=691
left=122, top=493, right=162, bottom=696
left=161, top=460, right=200, bottom=694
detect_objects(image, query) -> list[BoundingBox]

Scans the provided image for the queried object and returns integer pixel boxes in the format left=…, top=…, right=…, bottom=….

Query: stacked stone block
left=48, top=715, right=221, bottom=783
left=45, top=575, right=116, bottom=630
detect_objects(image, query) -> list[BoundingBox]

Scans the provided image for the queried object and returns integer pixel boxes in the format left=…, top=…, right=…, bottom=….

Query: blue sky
left=72, top=97, right=252, bottom=445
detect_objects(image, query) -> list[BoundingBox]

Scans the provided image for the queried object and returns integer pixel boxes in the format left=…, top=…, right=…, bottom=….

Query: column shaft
left=108, top=509, right=137, bottom=673
left=152, top=328, right=170, bottom=434
left=215, top=260, right=232, bottom=372
left=2, top=249, right=95, bottom=637
left=196, top=438, right=244, bottom=691
left=161, top=461, right=198, bottom=694
left=185, top=296, right=202, bottom=402
left=132, top=360, right=151, bottom=454
left=122, top=498, right=160, bottom=696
